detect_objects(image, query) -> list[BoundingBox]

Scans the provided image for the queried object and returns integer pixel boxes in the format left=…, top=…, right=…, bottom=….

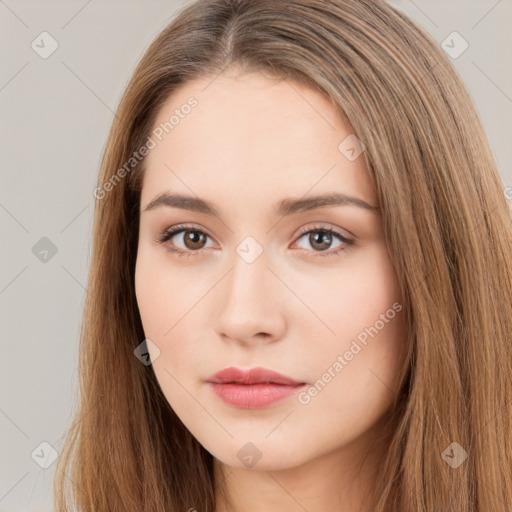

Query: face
left=134, top=67, right=407, bottom=472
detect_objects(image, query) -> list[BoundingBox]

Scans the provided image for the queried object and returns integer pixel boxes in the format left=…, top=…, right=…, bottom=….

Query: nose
left=214, top=248, right=287, bottom=347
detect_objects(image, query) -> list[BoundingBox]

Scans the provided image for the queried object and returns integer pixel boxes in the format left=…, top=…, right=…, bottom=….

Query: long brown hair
left=54, top=0, right=512, bottom=510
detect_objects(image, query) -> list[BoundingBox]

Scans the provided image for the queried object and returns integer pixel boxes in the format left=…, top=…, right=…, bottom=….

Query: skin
left=134, top=66, right=408, bottom=512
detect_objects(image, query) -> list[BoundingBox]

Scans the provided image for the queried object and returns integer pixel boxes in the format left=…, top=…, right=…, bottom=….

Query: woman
left=54, top=0, right=512, bottom=510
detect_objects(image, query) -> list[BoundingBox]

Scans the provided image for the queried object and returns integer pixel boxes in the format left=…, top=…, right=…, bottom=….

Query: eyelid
left=295, top=222, right=353, bottom=239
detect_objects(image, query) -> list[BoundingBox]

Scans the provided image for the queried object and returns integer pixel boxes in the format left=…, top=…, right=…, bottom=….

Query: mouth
left=205, top=366, right=307, bottom=409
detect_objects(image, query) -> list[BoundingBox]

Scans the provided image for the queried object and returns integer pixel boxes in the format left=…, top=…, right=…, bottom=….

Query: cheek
left=291, top=246, right=406, bottom=415
left=134, top=248, right=212, bottom=373
left=291, top=245, right=403, bottom=345
left=134, top=252, right=198, bottom=401
left=134, top=256, right=166, bottom=336
left=134, top=247, right=190, bottom=336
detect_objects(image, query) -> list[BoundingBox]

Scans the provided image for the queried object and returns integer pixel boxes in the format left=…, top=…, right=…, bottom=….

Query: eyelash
left=155, top=223, right=354, bottom=259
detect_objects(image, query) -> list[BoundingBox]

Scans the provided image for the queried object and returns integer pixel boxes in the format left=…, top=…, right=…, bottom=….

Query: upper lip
left=206, top=366, right=305, bottom=386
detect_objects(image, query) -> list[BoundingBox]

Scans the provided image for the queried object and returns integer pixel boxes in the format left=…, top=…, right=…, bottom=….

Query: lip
left=206, top=366, right=306, bottom=409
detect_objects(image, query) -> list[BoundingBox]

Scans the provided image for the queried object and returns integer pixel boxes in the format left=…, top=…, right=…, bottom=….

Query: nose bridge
left=214, top=236, right=286, bottom=343
left=225, top=237, right=270, bottom=310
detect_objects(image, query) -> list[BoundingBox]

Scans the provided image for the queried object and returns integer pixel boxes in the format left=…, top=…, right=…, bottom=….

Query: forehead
left=140, top=69, right=376, bottom=211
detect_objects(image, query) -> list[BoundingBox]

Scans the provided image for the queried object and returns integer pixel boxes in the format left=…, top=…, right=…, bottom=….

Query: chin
left=206, top=436, right=311, bottom=472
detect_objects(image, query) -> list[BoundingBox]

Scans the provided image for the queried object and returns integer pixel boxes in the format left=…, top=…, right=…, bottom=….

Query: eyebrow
left=142, top=192, right=380, bottom=217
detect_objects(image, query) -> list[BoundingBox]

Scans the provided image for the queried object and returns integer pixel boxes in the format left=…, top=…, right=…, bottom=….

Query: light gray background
left=1, top=1, right=511, bottom=510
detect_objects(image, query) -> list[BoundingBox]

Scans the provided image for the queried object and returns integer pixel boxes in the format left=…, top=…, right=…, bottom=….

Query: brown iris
left=182, top=230, right=208, bottom=250
left=309, top=231, right=333, bottom=251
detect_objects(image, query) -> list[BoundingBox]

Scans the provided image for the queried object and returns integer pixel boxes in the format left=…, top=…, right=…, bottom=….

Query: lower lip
left=208, top=382, right=305, bottom=409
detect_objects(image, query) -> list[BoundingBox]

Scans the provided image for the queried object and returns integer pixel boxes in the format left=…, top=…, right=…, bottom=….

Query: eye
left=292, top=225, right=354, bottom=258
left=156, top=224, right=215, bottom=257
left=156, top=223, right=354, bottom=259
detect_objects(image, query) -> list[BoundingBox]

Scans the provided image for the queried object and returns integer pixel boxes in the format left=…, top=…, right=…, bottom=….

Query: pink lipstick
left=206, top=366, right=306, bottom=409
